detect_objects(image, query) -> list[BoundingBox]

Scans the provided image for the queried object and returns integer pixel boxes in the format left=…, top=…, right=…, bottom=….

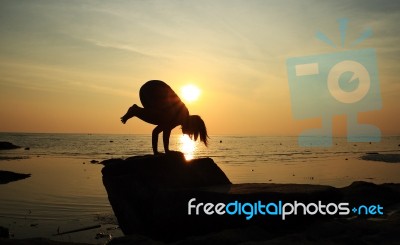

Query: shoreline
left=1, top=152, right=399, bottom=186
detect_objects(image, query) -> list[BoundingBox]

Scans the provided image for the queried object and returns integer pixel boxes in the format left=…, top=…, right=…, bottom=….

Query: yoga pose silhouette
left=121, top=80, right=208, bottom=154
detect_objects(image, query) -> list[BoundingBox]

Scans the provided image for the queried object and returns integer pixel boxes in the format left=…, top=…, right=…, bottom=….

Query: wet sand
left=0, top=157, right=122, bottom=244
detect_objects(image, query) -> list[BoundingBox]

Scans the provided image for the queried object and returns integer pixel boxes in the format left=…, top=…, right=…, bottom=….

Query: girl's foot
left=121, top=104, right=138, bottom=124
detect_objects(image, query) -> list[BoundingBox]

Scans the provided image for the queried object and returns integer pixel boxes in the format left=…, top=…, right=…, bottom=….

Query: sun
left=181, top=84, right=201, bottom=102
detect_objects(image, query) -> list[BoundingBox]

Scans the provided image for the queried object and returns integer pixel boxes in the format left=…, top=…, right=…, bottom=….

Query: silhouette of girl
left=121, top=80, right=208, bottom=154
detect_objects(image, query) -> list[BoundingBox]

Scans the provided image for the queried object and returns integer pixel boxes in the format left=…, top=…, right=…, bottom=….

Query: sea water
left=0, top=132, right=399, bottom=162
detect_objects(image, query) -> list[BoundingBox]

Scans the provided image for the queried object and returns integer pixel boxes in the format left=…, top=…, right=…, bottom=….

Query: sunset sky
left=0, top=0, right=399, bottom=136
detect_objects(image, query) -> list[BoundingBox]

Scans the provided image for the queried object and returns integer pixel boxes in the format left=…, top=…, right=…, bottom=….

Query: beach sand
left=1, top=153, right=399, bottom=244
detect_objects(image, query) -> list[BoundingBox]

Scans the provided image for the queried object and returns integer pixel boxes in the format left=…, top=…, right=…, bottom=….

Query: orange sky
left=0, top=1, right=399, bottom=136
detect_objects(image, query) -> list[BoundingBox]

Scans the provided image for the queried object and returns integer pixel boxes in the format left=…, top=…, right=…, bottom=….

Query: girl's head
left=182, top=115, right=209, bottom=146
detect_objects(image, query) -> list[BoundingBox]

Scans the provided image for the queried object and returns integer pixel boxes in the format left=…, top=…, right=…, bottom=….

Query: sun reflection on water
left=179, top=134, right=197, bottom=160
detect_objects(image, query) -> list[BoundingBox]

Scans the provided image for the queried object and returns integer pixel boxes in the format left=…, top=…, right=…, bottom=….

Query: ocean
left=1, top=132, right=399, bottom=163
left=0, top=133, right=399, bottom=243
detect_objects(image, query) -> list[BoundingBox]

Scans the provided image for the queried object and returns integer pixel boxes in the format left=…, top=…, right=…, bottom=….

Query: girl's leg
left=120, top=104, right=167, bottom=125
left=121, top=104, right=139, bottom=124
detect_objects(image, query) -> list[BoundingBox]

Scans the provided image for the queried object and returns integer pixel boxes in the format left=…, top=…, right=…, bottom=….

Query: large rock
left=0, top=170, right=31, bottom=184
left=102, top=152, right=345, bottom=242
left=102, top=152, right=400, bottom=243
left=102, top=152, right=232, bottom=241
left=0, top=226, right=9, bottom=238
left=360, top=153, right=400, bottom=163
left=0, top=142, right=21, bottom=150
left=102, top=151, right=231, bottom=189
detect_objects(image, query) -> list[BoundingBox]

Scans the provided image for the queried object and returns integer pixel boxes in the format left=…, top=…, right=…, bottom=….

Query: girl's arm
left=163, top=128, right=172, bottom=153
left=152, top=126, right=163, bottom=154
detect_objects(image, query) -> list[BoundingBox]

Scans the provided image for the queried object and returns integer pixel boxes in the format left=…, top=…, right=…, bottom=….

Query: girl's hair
left=183, top=115, right=209, bottom=146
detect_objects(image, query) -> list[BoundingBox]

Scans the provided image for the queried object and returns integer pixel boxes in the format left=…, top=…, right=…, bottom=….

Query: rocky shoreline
left=101, top=152, right=400, bottom=244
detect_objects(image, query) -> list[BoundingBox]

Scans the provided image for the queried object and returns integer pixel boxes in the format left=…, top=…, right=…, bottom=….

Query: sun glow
left=179, top=134, right=197, bottom=160
left=181, top=84, right=200, bottom=102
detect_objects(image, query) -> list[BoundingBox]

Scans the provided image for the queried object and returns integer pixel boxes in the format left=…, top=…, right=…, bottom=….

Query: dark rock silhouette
left=102, top=152, right=233, bottom=241
left=0, top=226, right=9, bottom=238
left=361, top=153, right=400, bottom=163
left=0, top=142, right=21, bottom=150
left=102, top=152, right=400, bottom=243
left=102, top=151, right=230, bottom=189
left=102, top=152, right=348, bottom=242
left=0, top=170, right=31, bottom=184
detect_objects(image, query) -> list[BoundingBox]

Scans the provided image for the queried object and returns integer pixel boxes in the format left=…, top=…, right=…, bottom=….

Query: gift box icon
left=287, top=47, right=381, bottom=147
